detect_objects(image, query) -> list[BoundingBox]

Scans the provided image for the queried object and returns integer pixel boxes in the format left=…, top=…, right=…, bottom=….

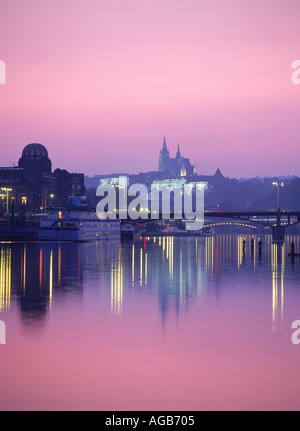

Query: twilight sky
left=0, top=0, right=299, bottom=178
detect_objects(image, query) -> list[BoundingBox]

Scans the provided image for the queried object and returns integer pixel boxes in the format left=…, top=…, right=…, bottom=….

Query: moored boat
left=39, top=196, right=120, bottom=241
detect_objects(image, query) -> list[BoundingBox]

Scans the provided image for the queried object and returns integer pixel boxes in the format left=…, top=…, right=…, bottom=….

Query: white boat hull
left=39, top=199, right=121, bottom=241
left=39, top=225, right=120, bottom=241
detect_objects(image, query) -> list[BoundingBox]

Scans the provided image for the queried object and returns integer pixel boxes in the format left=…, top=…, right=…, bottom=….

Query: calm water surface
left=0, top=234, right=300, bottom=411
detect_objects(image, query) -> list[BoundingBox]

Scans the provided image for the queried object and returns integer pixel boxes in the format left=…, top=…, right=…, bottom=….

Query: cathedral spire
left=163, top=135, right=167, bottom=149
left=176, top=142, right=181, bottom=158
left=158, top=135, right=170, bottom=171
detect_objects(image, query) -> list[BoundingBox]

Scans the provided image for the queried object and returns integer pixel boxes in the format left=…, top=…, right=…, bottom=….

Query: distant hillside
left=85, top=173, right=300, bottom=211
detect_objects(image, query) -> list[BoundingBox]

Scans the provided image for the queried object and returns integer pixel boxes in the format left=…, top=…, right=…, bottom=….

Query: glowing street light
left=0, top=187, right=13, bottom=214
left=44, top=192, right=55, bottom=213
left=272, top=181, right=284, bottom=210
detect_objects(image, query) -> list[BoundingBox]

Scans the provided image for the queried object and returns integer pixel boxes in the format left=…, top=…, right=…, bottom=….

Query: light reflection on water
left=0, top=234, right=300, bottom=410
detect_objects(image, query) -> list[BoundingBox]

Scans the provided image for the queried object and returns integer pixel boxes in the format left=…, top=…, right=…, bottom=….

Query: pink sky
left=0, top=0, right=300, bottom=177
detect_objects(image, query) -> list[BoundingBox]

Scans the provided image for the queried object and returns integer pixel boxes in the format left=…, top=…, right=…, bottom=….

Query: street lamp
left=0, top=188, right=13, bottom=214
left=272, top=181, right=284, bottom=210
left=49, top=194, right=54, bottom=209
left=43, top=191, right=54, bottom=213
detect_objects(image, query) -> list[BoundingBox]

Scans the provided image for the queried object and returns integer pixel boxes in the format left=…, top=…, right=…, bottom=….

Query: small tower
left=176, top=143, right=181, bottom=158
left=158, top=136, right=170, bottom=171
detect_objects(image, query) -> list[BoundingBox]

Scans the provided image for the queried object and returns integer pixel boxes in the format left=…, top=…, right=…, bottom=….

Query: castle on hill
left=84, top=136, right=225, bottom=195
left=158, top=137, right=197, bottom=178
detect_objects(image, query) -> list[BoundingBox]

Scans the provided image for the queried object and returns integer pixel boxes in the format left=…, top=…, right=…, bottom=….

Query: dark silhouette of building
left=158, top=136, right=196, bottom=177
left=18, top=143, right=52, bottom=173
left=0, top=143, right=85, bottom=216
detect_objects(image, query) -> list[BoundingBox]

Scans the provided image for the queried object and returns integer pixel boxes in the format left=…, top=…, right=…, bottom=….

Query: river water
left=0, top=234, right=300, bottom=410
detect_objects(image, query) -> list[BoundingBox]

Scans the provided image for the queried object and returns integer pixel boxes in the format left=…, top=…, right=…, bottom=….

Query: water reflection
left=0, top=242, right=85, bottom=322
left=0, top=235, right=299, bottom=330
left=0, top=246, right=11, bottom=311
left=272, top=243, right=285, bottom=332
left=111, top=245, right=123, bottom=316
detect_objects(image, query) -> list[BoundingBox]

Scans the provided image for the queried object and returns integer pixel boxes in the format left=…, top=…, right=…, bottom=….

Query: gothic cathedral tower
left=158, top=136, right=170, bottom=171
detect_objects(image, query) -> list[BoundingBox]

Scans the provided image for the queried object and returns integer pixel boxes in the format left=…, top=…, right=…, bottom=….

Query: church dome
left=22, top=143, right=49, bottom=159
left=19, top=143, right=52, bottom=172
